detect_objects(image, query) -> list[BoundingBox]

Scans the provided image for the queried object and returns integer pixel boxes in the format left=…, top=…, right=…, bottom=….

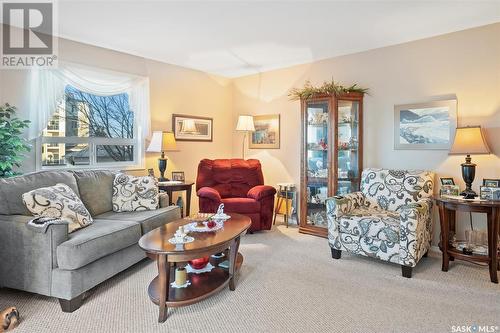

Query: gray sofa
left=0, top=170, right=180, bottom=312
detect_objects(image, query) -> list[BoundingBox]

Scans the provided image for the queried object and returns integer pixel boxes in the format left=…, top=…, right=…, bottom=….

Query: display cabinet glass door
left=305, top=101, right=329, bottom=228
left=337, top=100, right=360, bottom=195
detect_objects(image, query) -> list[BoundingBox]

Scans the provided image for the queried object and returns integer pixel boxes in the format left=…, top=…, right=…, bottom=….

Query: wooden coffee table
left=138, top=213, right=251, bottom=322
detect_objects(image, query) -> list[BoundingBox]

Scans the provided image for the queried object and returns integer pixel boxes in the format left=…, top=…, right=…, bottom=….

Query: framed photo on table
left=172, top=114, right=213, bottom=142
left=394, top=99, right=457, bottom=150
left=249, top=114, right=280, bottom=149
left=440, top=177, right=455, bottom=186
left=171, top=171, right=185, bottom=182
left=483, top=179, right=500, bottom=188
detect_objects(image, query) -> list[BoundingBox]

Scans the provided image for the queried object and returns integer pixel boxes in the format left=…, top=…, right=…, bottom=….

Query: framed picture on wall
left=172, top=114, right=213, bottom=142
left=249, top=114, right=280, bottom=149
left=394, top=99, right=457, bottom=150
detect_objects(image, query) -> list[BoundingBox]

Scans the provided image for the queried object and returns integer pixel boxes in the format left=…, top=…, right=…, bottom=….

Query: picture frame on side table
left=249, top=114, right=280, bottom=149
left=394, top=99, right=457, bottom=150
left=171, top=171, right=185, bottom=182
left=480, top=186, right=500, bottom=201
left=172, top=114, right=213, bottom=142
left=440, top=177, right=455, bottom=186
left=440, top=185, right=460, bottom=196
left=483, top=179, right=500, bottom=188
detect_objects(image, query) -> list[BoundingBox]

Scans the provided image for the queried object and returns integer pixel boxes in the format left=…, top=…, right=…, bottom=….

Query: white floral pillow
left=112, top=173, right=159, bottom=212
left=22, top=183, right=93, bottom=233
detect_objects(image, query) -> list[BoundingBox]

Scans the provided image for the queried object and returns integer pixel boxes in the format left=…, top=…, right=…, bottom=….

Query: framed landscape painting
left=172, top=114, right=213, bottom=142
left=249, top=114, right=280, bottom=149
left=394, top=99, right=457, bottom=150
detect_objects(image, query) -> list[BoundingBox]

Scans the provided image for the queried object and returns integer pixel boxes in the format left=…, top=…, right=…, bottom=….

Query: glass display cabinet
left=299, top=93, right=364, bottom=238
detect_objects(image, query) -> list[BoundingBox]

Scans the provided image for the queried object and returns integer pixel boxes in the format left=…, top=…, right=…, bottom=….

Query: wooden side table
left=435, top=196, right=500, bottom=283
left=158, top=181, right=194, bottom=218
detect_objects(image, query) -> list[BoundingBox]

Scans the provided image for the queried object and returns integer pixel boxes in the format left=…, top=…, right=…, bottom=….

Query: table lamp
left=449, top=126, right=490, bottom=199
left=236, top=115, right=255, bottom=159
left=147, top=131, right=177, bottom=181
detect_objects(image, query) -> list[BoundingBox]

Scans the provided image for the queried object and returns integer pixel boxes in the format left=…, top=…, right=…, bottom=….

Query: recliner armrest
left=197, top=187, right=222, bottom=202
left=247, top=185, right=276, bottom=201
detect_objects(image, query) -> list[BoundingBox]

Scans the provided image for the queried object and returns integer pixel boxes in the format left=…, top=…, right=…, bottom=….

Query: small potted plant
left=0, top=103, right=31, bottom=178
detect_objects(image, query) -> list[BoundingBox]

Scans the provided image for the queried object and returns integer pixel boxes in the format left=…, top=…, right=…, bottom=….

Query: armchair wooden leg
left=331, top=248, right=342, bottom=259
left=59, top=294, right=84, bottom=312
left=401, top=265, right=412, bottom=278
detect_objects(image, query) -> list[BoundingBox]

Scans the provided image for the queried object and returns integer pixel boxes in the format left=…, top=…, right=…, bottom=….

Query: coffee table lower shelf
left=148, top=253, right=243, bottom=308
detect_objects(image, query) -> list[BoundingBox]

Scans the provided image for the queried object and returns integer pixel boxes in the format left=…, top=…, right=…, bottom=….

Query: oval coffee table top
left=139, top=213, right=251, bottom=255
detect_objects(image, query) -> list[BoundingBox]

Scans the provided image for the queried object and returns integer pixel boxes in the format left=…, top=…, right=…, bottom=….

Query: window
left=40, top=85, right=139, bottom=169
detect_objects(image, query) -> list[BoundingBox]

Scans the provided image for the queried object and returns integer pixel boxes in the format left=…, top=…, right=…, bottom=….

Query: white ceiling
left=10, top=1, right=500, bottom=77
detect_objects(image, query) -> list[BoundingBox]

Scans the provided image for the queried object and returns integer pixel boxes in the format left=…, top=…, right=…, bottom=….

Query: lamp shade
left=236, top=115, right=255, bottom=131
left=180, top=119, right=198, bottom=134
left=146, top=131, right=177, bottom=152
left=449, top=126, right=490, bottom=155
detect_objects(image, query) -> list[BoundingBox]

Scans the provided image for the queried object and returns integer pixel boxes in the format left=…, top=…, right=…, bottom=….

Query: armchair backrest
left=360, top=168, right=434, bottom=211
left=196, top=159, right=264, bottom=198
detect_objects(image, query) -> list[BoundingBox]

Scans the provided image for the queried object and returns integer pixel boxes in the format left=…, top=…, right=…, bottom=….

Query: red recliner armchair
left=196, top=159, right=276, bottom=232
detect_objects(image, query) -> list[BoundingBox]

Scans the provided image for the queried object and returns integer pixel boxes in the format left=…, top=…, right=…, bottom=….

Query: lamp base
left=460, top=154, right=477, bottom=200
left=460, top=188, right=477, bottom=199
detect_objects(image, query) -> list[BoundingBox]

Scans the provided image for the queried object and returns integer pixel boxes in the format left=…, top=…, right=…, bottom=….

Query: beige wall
left=231, top=23, right=500, bottom=244
left=1, top=24, right=499, bottom=242
left=0, top=34, right=233, bottom=211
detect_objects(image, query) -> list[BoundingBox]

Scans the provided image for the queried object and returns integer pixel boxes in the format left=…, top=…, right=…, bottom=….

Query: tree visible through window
left=41, top=85, right=136, bottom=167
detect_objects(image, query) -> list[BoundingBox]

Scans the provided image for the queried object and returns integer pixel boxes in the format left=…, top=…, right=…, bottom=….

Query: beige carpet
left=1, top=224, right=499, bottom=333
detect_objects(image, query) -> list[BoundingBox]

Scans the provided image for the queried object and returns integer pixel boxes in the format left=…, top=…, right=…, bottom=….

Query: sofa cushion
left=56, top=219, right=141, bottom=270
left=338, top=207, right=400, bottom=242
left=0, top=171, right=79, bottom=215
left=22, top=183, right=93, bottom=233
left=112, top=173, right=159, bottom=212
left=222, top=198, right=260, bottom=214
left=72, top=170, right=118, bottom=216
left=95, top=206, right=180, bottom=234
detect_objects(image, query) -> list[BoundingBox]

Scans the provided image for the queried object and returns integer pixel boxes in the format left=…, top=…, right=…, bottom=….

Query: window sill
left=38, top=163, right=146, bottom=173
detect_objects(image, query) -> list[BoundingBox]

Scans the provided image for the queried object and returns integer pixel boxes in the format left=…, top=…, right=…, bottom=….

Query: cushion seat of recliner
left=95, top=206, right=180, bottom=234
left=221, top=197, right=260, bottom=214
left=56, top=219, right=141, bottom=270
left=338, top=207, right=400, bottom=242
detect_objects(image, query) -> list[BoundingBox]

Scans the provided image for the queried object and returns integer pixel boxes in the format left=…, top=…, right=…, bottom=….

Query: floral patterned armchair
left=326, top=169, right=434, bottom=278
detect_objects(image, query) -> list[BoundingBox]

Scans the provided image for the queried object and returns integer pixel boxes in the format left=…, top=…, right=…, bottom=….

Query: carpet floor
left=1, top=225, right=499, bottom=333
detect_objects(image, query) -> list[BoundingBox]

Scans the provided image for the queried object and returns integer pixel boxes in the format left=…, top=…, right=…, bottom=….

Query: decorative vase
left=189, top=256, right=210, bottom=269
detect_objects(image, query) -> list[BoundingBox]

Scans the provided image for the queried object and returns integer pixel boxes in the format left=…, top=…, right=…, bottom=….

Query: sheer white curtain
left=27, top=62, right=150, bottom=140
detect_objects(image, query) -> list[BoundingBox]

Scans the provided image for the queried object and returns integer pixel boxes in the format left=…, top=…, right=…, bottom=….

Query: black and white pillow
left=22, top=183, right=93, bottom=233
left=112, top=173, right=159, bottom=212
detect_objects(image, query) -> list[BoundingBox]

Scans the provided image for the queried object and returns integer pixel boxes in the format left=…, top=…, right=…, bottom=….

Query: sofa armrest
left=0, top=215, right=69, bottom=295
left=398, top=198, right=433, bottom=267
left=197, top=187, right=222, bottom=202
left=159, top=192, right=170, bottom=208
left=247, top=185, right=276, bottom=201
left=326, top=191, right=365, bottom=219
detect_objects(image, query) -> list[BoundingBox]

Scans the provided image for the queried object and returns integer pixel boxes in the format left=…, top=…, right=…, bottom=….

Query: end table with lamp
left=147, top=131, right=178, bottom=181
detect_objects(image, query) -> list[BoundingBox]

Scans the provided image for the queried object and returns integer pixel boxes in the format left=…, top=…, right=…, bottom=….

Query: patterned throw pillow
left=112, top=173, right=159, bottom=212
left=22, top=183, right=93, bottom=233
